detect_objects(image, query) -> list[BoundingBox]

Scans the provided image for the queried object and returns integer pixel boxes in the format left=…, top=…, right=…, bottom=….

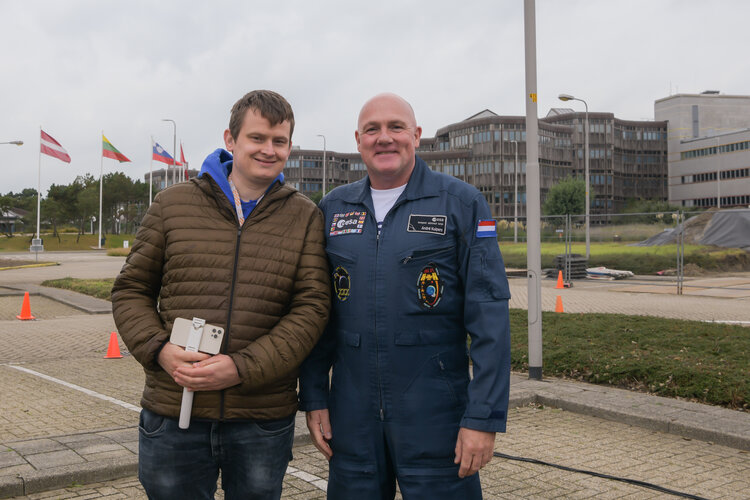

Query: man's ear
left=414, top=126, right=422, bottom=147
left=355, top=130, right=361, bottom=152
left=223, top=129, right=234, bottom=152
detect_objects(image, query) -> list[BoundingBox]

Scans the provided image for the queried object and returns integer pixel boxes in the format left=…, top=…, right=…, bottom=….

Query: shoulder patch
left=476, top=219, right=497, bottom=238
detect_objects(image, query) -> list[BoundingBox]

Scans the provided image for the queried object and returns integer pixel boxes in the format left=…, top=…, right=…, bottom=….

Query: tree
left=543, top=176, right=586, bottom=216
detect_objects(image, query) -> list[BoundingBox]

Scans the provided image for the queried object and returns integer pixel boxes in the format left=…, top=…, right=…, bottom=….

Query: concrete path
left=0, top=252, right=748, bottom=498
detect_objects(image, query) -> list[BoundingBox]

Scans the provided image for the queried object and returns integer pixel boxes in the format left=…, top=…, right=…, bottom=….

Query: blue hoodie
left=198, top=148, right=285, bottom=221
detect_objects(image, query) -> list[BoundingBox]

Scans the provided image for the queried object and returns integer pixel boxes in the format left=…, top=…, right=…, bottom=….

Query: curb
left=0, top=284, right=111, bottom=315
left=0, top=263, right=58, bottom=272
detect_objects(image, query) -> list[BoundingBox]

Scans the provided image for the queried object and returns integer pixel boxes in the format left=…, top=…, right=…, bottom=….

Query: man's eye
left=391, top=125, right=404, bottom=131
left=365, top=128, right=378, bottom=134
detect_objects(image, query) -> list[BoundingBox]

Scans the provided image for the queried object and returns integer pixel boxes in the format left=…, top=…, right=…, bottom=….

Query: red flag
left=40, top=130, right=71, bottom=163
left=181, top=143, right=189, bottom=179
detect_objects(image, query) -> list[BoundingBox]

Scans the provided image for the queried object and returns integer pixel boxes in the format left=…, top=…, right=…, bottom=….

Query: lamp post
left=317, top=134, right=326, bottom=195
left=512, top=140, right=519, bottom=243
left=162, top=119, right=177, bottom=186
left=0, top=140, right=23, bottom=146
left=558, top=93, right=590, bottom=259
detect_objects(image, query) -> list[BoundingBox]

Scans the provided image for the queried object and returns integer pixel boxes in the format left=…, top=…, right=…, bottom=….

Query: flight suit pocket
left=327, top=249, right=356, bottom=305
left=399, top=246, right=458, bottom=313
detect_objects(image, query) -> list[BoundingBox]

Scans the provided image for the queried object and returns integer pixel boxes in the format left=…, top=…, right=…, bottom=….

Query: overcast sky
left=2, top=0, right=748, bottom=195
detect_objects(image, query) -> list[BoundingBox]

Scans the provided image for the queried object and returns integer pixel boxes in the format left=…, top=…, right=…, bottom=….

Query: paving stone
left=24, top=450, right=85, bottom=470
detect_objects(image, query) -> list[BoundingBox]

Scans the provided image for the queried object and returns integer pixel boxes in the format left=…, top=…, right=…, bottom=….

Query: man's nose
left=376, top=128, right=393, bottom=143
left=261, top=139, right=275, bottom=155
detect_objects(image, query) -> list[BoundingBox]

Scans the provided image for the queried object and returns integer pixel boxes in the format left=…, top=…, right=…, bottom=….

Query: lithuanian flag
left=102, top=135, right=131, bottom=163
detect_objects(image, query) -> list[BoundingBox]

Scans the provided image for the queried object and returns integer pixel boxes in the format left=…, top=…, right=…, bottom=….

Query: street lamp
left=0, top=140, right=23, bottom=146
left=162, top=119, right=177, bottom=186
left=512, top=140, right=519, bottom=244
left=317, top=134, right=326, bottom=195
left=558, top=93, right=590, bottom=259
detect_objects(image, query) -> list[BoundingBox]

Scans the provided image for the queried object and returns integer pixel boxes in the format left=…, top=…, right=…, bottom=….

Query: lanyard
left=228, top=174, right=264, bottom=227
left=228, top=176, right=245, bottom=226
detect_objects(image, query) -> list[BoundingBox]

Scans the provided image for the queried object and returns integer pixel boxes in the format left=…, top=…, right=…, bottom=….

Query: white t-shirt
left=371, top=184, right=407, bottom=233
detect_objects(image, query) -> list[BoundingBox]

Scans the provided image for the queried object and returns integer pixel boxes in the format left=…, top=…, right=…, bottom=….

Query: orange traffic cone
left=555, top=295, right=565, bottom=313
left=16, top=292, right=35, bottom=320
left=104, top=331, right=123, bottom=359
left=555, top=270, right=564, bottom=289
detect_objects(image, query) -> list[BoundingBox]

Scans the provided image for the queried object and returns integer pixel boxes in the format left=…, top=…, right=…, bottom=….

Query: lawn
left=0, top=233, right=136, bottom=252
left=40, top=277, right=750, bottom=411
left=509, top=309, right=748, bottom=410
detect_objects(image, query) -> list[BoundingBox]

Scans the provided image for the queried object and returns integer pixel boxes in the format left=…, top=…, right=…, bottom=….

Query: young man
left=112, top=90, right=330, bottom=499
left=300, top=93, right=511, bottom=499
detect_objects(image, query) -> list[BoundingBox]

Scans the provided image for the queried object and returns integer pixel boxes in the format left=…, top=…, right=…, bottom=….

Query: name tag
left=330, top=211, right=367, bottom=236
left=407, top=214, right=447, bottom=235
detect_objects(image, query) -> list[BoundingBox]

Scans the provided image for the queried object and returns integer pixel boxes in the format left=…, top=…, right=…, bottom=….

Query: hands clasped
left=158, top=342, right=241, bottom=392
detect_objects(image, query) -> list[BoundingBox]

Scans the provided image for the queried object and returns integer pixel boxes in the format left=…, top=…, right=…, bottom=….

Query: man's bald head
left=357, top=93, right=417, bottom=131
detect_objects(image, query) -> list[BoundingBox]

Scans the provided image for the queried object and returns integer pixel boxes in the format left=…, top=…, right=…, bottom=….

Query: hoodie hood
left=198, top=148, right=285, bottom=206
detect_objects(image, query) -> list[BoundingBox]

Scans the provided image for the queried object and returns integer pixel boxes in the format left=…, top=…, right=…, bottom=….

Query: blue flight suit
left=299, top=156, right=511, bottom=500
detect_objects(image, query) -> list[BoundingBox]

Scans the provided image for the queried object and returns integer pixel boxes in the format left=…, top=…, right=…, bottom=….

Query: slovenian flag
left=153, top=142, right=175, bottom=165
left=476, top=219, right=497, bottom=238
left=102, top=135, right=131, bottom=163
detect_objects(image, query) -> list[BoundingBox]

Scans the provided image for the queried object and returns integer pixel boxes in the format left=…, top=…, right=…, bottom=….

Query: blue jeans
left=138, top=408, right=294, bottom=500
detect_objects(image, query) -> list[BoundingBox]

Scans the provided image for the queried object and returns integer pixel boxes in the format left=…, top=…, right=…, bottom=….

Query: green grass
left=509, top=309, right=749, bottom=410
left=41, top=278, right=115, bottom=300
left=498, top=242, right=750, bottom=274
left=0, top=233, right=136, bottom=252
left=39, top=277, right=750, bottom=411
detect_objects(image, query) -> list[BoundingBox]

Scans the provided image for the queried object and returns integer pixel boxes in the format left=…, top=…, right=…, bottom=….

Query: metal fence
left=495, top=208, right=750, bottom=295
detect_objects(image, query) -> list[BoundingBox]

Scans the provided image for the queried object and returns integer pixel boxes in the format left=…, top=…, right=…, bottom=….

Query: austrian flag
left=40, top=130, right=71, bottom=163
left=476, top=219, right=497, bottom=238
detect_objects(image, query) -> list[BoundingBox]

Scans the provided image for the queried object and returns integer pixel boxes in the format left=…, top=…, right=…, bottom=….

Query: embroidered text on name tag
left=407, top=214, right=447, bottom=235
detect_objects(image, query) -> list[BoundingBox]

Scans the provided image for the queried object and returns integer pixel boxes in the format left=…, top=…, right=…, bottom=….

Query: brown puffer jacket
left=111, top=174, right=330, bottom=421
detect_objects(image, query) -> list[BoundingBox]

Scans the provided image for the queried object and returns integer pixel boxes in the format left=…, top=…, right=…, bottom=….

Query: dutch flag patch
left=476, top=219, right=497, bottom=238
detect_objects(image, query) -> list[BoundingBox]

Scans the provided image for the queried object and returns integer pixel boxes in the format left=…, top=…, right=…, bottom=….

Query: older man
left=300, top=93, right=511, bottom=499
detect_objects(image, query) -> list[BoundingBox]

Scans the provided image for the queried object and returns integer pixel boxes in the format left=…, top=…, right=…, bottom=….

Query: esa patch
left=417, top=264, right=442, bottom=308
left=476, top=219, right=497, bottom=238
left=407, top=214, right=447, bottom=235
left=330, top=211, right=367, bottom=236
left=333, top=266, right=351, bottom=301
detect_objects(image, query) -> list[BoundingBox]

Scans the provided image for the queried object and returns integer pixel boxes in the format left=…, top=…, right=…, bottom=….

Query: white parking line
left=7, top=363, right=330, bottom=492
left=5, top=364, right=141, bottom=413
left=286, top=465, right=328, bottom=491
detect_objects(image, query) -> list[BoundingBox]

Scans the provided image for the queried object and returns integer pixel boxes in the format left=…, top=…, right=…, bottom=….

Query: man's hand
left=306, top=409, right=333, bottom=461
left=454, top=428, right=496, bottom=478
left=172, top=354, right=241, bottom=391
left=157, top=341, right=211, bottom=378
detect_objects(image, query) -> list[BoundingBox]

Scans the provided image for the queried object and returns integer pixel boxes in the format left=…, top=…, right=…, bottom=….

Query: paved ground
left=0, top=252, right=749, bottom=499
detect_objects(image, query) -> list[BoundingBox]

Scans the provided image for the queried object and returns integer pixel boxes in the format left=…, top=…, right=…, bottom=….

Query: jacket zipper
left=220, top=223, right=243, bottom=420
left=373, top=198, right=407, bottom=422
left=375, top=220, right=384, bottom=421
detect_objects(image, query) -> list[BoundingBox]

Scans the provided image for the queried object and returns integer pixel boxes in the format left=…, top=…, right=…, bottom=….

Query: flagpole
left=149, top=136, right=154, bottom=206
left=36, top=126, right=42, bottom=241
left=98, top=130, right=104, bottom=250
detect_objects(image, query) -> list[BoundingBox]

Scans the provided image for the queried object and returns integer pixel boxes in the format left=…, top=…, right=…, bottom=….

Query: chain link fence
left=496, top=208, right=750, bottom=295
